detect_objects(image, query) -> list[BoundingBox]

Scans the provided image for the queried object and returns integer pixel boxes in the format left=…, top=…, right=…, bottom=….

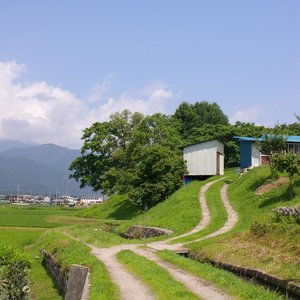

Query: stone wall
left=40, top=249, right=68, bottom=295
left=40, top=249, right=89, bottom=299
left=122, top=225, right=173, bottom=239
left=191, top=254, right=300, bottom=298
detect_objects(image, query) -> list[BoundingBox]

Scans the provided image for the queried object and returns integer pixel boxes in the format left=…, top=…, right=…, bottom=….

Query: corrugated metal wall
left=183, top=140, right=224, bottom=176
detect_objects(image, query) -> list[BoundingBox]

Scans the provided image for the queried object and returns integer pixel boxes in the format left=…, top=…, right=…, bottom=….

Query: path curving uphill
left=67, top=178, right=238, bottom=299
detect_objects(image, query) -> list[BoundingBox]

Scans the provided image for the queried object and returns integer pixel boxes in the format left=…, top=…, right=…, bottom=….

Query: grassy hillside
left=64, top=177, right=222, bottom=247
left=28, top=230, right=120, bottom=300
left=118, top=176, right=221, bottom=234
left=76, top=194, right=141, bottom=220
left=189, top=166, right=300, bottom=285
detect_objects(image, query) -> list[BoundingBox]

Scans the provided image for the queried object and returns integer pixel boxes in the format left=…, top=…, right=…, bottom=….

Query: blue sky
left=0, top=0, right=299, bottom=148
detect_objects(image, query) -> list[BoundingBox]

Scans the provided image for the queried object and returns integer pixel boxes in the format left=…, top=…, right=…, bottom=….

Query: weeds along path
left=65, top=178, right=237, bottom=300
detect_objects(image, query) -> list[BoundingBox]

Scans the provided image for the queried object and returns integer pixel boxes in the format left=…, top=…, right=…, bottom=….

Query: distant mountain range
left=0, top=140, right=97, bottom=197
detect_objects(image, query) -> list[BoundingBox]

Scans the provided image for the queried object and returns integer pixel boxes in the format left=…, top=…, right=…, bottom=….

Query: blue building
left=235, top=135, right=300, bottom=169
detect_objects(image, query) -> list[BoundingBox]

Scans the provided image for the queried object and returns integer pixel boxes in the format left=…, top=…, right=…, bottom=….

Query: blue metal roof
left=286, top=135, right=300, bottom=143
left=233, top=136, right=263, bottom=142
left=234, top=135, right=300, bottom=143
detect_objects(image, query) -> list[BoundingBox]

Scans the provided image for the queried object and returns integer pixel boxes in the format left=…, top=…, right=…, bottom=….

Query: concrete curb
left=194, top=257, right=300, bottom=298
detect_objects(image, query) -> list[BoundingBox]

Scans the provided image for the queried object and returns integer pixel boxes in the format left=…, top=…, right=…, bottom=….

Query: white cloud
left=96, top=82, right=173, bottom=121
left=229, top=105, right=263, bottom=124
left=0, top=61, right=173, bottom=148
left=86, top=78, right=111, bottom=103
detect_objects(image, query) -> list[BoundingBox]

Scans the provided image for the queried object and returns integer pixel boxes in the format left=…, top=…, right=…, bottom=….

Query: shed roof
left=234, top=135, right=300, bottom=143
left=286, top=135, right=300, bottom=143
left=183, top=138, right=224, bottom=149
left=233, top=136, right=263, bottom=142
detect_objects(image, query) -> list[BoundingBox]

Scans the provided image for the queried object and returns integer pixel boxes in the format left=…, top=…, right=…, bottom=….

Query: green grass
left=117, top=250, right=200, bottom=300
left=158, top=251, right=283, bottom=300
left=187, top=166, right=300, bottom=285
left=62, top=222, right=139, bottom=248
left=28, top=230, right=120, bottom=300
left=76, top=194, right=141, bottom=220
left=171, top=179, right=228, bottom=243
left=0, top=205, right=80, bottom=228
left=29, top=254, right=63, bottom=300
left=64, top=177, right=223, bottom=247
left=118, top=176, right=223, bottom=235
left=0, top=227, right=45, bottom=247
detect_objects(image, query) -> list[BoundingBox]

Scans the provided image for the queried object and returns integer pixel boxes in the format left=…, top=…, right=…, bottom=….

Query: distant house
left=235, top=135, right=300, bottom=169
left=183, top=139, right=224, bottom=180
left=79, top=196, right=103, bottom=206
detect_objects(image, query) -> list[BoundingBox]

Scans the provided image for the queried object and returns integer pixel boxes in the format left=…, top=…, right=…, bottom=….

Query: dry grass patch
left=256, top=177, right=289, bottom=195
left=192, top=230, right=300, bottom=284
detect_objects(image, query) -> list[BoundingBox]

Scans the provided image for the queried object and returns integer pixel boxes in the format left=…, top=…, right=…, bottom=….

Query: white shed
left=183, top=139, right=224, bottom=177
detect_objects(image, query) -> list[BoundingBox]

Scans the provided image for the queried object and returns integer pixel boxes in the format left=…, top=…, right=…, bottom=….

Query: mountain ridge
left=0, top=139, right=96, bottom=196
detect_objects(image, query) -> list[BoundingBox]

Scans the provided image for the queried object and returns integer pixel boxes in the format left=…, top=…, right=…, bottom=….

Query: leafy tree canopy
left=173, top=101, right=229, bottom=138
left=70, top=111, right=185, bottom=211
left=274, top=152, right=300, bottom=198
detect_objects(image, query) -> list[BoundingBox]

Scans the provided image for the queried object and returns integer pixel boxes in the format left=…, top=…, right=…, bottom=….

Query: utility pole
left=16, top=184, right=20, bottom=203
left=64, top=179, right=68, bottom=196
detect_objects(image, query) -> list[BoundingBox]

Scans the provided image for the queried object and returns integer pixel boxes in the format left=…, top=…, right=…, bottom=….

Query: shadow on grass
left=107, top=199, right=141, bottom=220
left=259, top=189, right=291, bottom=208
left=248, top=174, right=272, bottom=192
left=259, top=177, right=300, bottom=208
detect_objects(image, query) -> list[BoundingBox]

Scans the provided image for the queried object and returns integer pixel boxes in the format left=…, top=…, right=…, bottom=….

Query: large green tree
left=173, top=101, right=229, bottom=138
left=260, top=134, right=287, bottom=179
left=69, top=111, right=186, bottom=211
left=273, top=152, right=300, bottom=198
left=69, top=110, right=143, bottom=194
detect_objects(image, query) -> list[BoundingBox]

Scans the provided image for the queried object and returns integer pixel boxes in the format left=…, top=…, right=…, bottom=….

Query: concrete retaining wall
left=41, top=249, right=89, bottom=299
left=122, top=225, right=173, bottom=239
left=191, top=254, right=300, bottom=298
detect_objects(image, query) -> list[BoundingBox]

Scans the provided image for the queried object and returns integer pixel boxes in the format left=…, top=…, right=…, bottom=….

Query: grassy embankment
left=158, top=251, right=283, bottom=300
left=187, top=166, right=300, bottom=285
left=0, top=204, right=119, bottom=299
left=170, top=172, right=236, bottom=244
left=28, top=231, right=120, bottom=300
left=67, top=176, right=222, bottom=247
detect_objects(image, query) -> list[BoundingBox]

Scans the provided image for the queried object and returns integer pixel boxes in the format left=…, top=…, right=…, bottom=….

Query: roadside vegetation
left=0, top=244, right=32, bottom=300
left=158, top=251, right=283, bottom=300
left=117, top=250, right=199, bottom=300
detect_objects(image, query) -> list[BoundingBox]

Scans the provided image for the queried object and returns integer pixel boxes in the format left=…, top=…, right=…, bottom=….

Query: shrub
left=0, top=244, right=31, bottom=300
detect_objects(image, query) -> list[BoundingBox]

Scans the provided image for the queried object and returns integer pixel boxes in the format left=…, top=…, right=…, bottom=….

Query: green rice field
left=0, top=204, right=80, bottom=228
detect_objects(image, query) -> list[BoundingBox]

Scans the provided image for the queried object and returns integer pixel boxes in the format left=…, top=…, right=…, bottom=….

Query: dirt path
left=190, top=183, right=238, bottom=243
left=89, top=244, right=155, bottom=300
left=71, top=178, right=238, bottom=299
left=133, top=247, right=232, bottom=300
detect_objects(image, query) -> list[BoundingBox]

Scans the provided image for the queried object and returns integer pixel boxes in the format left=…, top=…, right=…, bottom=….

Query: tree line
left=69, top=101, right=300, bottom=211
